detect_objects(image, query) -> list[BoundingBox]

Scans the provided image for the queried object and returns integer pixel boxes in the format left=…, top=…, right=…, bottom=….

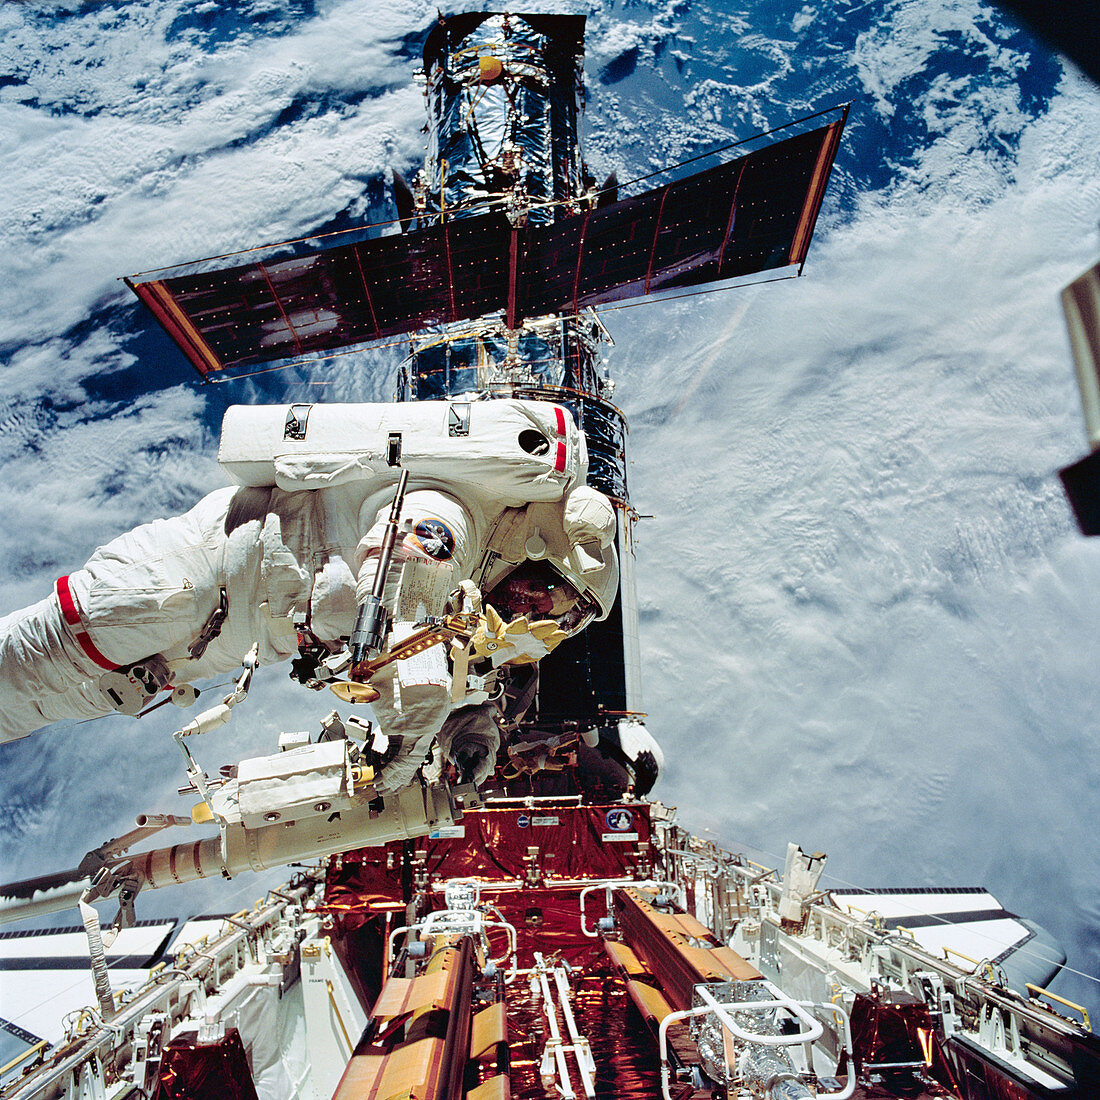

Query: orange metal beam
left=127, top=277, right=224, bottom=377
left=788, top=114, right=847, bottom=270
left=613, top=887, right=762, bottom=1012
left=332, top=936, right=476, bottom=1100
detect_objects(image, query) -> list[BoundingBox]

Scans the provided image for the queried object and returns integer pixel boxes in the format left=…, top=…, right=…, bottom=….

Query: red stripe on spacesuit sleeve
left=554, top=405, right=566, bottom=436
left=55, top=575, right=116, bottom=671
left=555, top=441, right=567, bottom=472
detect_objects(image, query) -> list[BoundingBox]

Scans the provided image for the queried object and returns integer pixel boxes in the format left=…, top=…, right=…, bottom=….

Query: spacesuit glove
left=436, top=704, right=501, bottom=786
left=447, top=578, right=482, bottom=617
left=371, top=732, right=436, bottom=796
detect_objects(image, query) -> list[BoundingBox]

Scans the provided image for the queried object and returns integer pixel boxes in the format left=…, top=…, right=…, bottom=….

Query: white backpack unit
left=219, top=399, right=588, bottom=506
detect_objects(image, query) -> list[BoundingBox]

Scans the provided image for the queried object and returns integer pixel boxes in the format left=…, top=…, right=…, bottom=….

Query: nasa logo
left=605, top=808, right=633, bottom=832
left=517, top=814, right=530, bottom=828
left=413, top=518, right=455, bottom=560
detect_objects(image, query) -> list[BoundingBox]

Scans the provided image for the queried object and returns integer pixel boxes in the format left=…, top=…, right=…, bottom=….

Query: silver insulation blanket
left=421, top=13, right=583, bottom=222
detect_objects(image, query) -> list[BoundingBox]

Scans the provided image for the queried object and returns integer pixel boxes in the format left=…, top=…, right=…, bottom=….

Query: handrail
left=0, top=1040, right=49, bottom=1079
left=325, top=980, right=354, bottom=1054
left=697, top=983, right=824, bottom=1048
left=942, top=945, right=999, bottom=983
left=843, top=902, right=885, bottom=930
left=1026, top=983, right=1091, bottom=1031
left=578, top=879, right=685, bottom=937
left=387, top=912, right=518, bottom=982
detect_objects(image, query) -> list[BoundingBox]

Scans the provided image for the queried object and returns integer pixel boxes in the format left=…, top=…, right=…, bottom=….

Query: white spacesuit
left=0, top=400, right=619, bottom=795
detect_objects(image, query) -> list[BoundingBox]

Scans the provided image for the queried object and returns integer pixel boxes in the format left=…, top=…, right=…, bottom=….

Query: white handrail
left=386, top=911, right=518, bottom=982
left=578, top=879, right=686, bottom=936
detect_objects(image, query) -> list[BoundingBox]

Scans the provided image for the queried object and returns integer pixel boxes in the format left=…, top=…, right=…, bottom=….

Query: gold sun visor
left=330, top=682, right=381, bottom=705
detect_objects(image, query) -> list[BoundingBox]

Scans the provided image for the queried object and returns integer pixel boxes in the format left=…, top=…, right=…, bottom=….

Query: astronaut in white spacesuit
left=0, top=400, right=619, bottom=797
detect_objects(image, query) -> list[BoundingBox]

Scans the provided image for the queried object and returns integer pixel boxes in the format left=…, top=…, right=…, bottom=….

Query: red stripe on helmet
left=555, top=441, right=567, bottom=472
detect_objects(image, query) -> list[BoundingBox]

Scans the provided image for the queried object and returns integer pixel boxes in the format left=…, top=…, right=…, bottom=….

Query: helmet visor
left=485, top=559, right=597, bottom=636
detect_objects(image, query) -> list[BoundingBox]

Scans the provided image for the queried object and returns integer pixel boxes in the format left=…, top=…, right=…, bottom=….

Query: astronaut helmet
left=484, top=559, right=600, bottom=637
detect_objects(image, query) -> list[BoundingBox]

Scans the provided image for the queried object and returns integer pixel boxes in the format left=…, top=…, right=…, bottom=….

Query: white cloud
left=0, top=1, right=429, bottom=346
left=791, top=7, right=816, bottom=33
left=852, top=0, right=1027, bottom=118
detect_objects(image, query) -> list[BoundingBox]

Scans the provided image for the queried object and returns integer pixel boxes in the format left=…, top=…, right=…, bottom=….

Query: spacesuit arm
left=0, top=487, right=246, bottom=742
left=435, top=704, right=501, bottom=786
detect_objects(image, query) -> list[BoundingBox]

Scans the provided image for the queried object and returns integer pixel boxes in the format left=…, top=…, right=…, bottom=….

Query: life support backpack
left=218, top=399, right=587, bottom=506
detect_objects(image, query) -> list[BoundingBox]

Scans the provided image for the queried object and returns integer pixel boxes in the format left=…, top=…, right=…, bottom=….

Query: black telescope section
left=520, top=385, right=629, bottom=730
left=1060, top=450, right=1100, bottom=536
left=533, top=571, right=629, bottom=726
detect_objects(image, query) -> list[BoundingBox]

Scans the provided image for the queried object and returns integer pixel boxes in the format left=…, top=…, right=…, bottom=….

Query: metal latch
left=284, top=403, right=312, bottom=441
left=189, top=587, right=229, bottom=660
left=448, top=402, right=471, bottom=437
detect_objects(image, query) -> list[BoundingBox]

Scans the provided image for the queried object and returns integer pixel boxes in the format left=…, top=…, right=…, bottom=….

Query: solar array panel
left=130, top=119, right=843, bottom=377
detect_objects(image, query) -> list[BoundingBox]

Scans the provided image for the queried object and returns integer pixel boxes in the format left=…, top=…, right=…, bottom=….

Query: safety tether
left=78, top=891, right=116, bottom=1023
